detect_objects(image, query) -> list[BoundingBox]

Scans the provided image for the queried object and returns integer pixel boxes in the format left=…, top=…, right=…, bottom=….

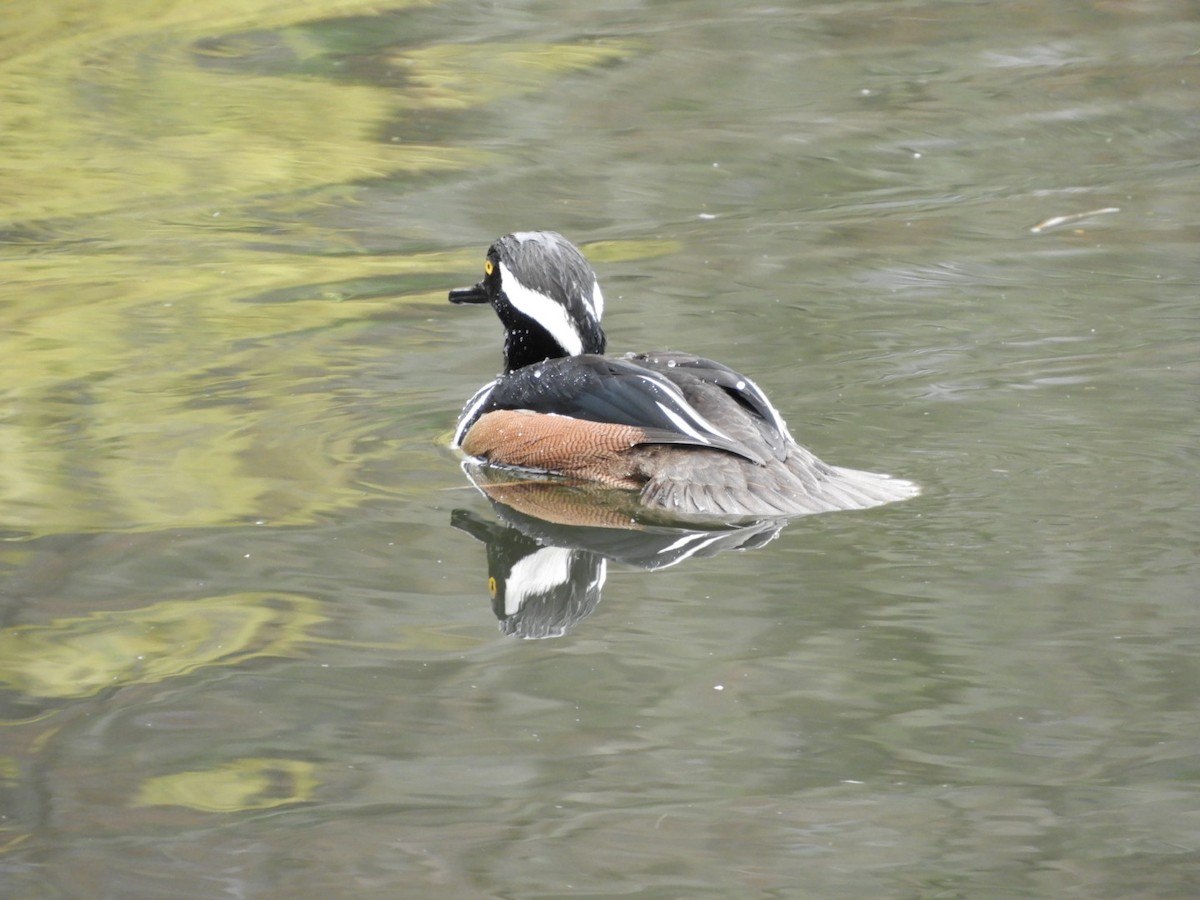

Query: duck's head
left=450, top=231, right=607, bottom=372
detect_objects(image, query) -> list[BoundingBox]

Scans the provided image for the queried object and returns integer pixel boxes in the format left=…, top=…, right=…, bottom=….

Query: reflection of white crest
left=506, top=546, right=574, bottom=616
left=501, top=547, right=607, bottom=640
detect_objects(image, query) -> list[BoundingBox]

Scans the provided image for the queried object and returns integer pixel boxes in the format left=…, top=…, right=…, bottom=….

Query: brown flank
left=460, top=410, right=650, bottom=488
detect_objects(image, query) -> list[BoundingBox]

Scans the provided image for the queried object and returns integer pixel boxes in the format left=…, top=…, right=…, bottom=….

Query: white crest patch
left=499, top=261, right=584, bottom=356
left=588, top=279, right=605, bottom=321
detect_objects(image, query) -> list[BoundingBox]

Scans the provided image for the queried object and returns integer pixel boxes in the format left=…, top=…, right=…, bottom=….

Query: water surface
left=2, top=0, right=1198, bottom=897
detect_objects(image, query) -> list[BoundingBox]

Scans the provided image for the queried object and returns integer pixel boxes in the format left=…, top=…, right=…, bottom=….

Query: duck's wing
left=460, top=355, right=768, bottom=464
left=627, top=351, right=795, bottom=460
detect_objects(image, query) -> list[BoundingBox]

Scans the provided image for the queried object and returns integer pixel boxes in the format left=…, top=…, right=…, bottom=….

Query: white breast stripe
left=499, top=261, right=584, bottom=356
left=452, top=379, right=498, bottom=448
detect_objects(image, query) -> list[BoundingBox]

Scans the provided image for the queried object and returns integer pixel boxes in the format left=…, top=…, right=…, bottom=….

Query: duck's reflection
left=451, top=464, right=785, bottom=639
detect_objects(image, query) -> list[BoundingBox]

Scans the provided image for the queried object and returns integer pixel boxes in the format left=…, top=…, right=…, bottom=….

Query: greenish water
left=2, top=1, right=1198, bottom=897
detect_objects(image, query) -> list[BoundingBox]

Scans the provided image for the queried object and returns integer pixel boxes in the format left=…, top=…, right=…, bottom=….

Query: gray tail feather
left=638, top=447, right=919, bottom=520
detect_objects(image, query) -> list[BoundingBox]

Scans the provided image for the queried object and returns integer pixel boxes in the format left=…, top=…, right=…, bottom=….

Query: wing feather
left=626, top=351, right=795, bottom=458
left=456, top=356, right=767, bottom=464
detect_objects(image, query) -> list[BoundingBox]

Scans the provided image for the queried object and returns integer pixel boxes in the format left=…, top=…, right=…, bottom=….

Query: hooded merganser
left=449, top=231, right=918, bottom=519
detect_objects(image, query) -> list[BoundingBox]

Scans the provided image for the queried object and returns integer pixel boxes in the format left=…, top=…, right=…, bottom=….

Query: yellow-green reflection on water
left=132, top=757, right=319, bottom=811
left=0, top=1, right=646, bottom=537
left=1, top=0, right=465, bottom=227
left=0, top=592, right=324, bottom=699
left=391, top=40, right=636, bottom=110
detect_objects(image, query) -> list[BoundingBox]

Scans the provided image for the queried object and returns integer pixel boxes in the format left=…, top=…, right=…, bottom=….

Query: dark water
left=2, top=0, right=1198, bottom=897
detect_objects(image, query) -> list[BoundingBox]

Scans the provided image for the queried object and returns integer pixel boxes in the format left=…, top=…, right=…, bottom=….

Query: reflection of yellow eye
left=484, top=259, right=494, bottom=276
left=488, top=576, right=497, bottom=598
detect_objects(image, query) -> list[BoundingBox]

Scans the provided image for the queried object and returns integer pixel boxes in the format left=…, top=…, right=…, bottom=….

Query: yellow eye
left=487, top=576, right=497, bottom=598
left=484, top=259, right=494, bottom=276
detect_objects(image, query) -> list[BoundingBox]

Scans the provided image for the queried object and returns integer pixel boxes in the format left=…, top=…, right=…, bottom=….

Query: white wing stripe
left=638, top=374, right=737, bottom=445
left=737, top=373, right=794, bottom=442
left=655, top=401, right=714, bottom=444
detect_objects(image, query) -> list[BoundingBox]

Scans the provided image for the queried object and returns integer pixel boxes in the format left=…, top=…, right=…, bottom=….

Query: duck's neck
left=502, top=319, right=606, bottom=372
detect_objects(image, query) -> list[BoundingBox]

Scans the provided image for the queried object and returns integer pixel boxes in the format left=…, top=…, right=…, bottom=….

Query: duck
left=449, top=231, right=918, bottom=519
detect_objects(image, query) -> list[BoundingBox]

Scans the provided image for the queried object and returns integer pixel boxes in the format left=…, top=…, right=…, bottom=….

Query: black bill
left=449, top=282, right=489, bottom=304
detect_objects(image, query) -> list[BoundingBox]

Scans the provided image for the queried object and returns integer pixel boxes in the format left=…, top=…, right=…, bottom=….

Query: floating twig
left=1030, top=207, right=1120, bottom=234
